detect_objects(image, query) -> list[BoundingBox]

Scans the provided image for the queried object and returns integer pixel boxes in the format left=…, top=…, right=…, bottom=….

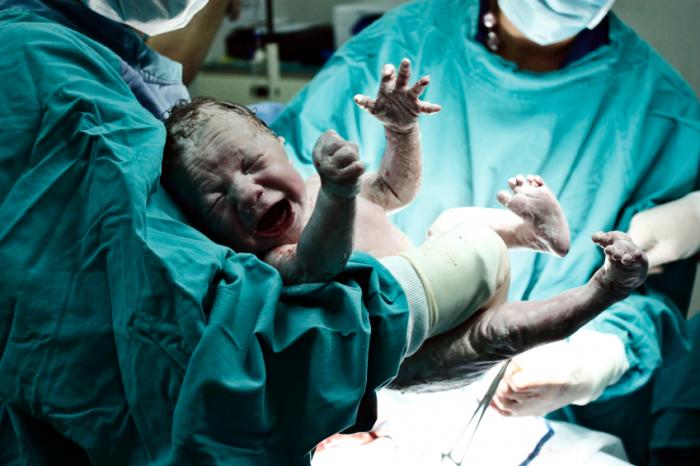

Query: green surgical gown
left=0, top=8, right=409, bottom=466
left=271, top=0, right=700, bottom=462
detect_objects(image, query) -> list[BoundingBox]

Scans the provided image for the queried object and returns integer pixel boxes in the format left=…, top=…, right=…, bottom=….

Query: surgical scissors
left=440, top=360, right=511, bottom=466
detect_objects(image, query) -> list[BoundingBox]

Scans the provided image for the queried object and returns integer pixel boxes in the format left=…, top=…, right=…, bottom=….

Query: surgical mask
left=497, top=0, right=615, bottom=46
left=82, top=0, right=209, bottom=36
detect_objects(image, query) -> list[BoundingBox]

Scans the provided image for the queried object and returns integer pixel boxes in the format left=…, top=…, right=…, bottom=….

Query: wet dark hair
left=162, top=96, right=274, bottom=143
left=161, top=96, right=277, bottom=214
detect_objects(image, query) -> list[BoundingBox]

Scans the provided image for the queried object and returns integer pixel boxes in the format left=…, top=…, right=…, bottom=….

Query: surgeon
left=0, top=1, right=633, bottom=465
left=271, top=0, right=700, bottom=464
left=628, top=191, right=700, bottom=465
left=147, top=0, right=241, bottom=85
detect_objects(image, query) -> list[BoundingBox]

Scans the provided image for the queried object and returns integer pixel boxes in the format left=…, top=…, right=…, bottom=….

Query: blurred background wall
left=252, top=0, right=700, bottom=95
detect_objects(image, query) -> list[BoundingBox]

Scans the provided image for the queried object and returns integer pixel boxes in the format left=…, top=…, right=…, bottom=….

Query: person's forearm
left=361, top=125, right=421, bottom=212
left=273, top=190, right=355, bottom=284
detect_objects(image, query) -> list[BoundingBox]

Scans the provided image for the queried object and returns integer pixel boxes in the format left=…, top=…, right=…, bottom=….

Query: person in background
left=628, top=190, right=700, bottom=465
left=271, top=0, right=700, bottom=464
left=0, top=1, right=647, bottom=464
left=147, top=0, right=240, bottom=85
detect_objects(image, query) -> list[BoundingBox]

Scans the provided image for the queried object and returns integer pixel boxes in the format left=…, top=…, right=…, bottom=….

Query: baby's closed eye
left=206, top=192, right=226, bottom=214
left=242, top=153, right=265, bottom=174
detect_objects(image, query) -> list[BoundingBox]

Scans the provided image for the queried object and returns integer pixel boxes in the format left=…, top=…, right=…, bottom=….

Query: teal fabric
left=0, top=0, right=190, bottom=117
left=272, top=0, right=700, bottom=459
left=650, top=313, right=700, bottom=450
left=0, top=8, right=409, bottom=466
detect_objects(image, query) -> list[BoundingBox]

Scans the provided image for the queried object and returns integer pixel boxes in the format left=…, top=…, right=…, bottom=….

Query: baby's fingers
left=410, top=75, right=430, bottom=97
left=330, top=146, right=360, bottom=169
left=418, top=101, right=441, bottom=114
left=353, top=94, right=376, bottom=113
left=395, top=58, right=411, bottom=89
left=326, top=160, right=365, bottom=188
left=338, top=160, right=365, bottom=181
left=379, top=64, right=396, bottom=94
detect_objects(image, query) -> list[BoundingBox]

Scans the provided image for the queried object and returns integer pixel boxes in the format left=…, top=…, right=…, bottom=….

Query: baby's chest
left=353, top=197, right=414, bottom=258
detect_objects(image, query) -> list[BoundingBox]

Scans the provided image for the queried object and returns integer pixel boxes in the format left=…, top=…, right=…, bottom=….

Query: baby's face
left=183, top=111, right=306, bottom=254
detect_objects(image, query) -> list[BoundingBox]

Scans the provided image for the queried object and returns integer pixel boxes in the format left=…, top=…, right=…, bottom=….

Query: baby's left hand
left=312, top=130, right=365, bottom=199
left=354, top=58, right=441, bottom=133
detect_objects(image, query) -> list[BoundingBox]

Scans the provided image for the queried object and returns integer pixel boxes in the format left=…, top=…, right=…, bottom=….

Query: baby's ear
left=278, top=136, right=286, bottom=145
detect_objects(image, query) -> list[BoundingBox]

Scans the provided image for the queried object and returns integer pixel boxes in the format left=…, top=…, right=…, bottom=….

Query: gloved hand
left=491, top=330, right=629, bottom=416
left=628, top=191, right=700, bottom=272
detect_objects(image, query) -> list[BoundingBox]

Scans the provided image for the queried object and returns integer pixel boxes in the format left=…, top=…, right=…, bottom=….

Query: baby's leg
left=429, top=175, right=570, bottom=257
left=392, top=232, right=647, bottom=391
left=478, top=231, right=646, bottom=346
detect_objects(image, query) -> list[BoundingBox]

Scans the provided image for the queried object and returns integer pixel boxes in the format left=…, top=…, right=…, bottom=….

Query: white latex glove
left=491, top=330, right=629, bottom=417
left=628, top=191, right=700, bottom=272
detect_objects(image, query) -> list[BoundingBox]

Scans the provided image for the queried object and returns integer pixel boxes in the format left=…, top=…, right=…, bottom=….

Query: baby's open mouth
left=255, top=199, right=294, bottom=239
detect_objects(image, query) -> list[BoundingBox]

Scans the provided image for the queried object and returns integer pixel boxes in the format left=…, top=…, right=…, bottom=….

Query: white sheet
left=313, top=373, right=630, bottom=466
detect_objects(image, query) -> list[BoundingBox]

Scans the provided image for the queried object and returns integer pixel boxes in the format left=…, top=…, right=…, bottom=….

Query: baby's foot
left=496, top=174, right=571, bottom=257
left=591, top=231, right=648, bottom=298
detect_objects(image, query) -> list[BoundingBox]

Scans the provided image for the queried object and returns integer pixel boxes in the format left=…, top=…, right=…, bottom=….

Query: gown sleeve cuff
left=380, top=256, right=430, bottom=357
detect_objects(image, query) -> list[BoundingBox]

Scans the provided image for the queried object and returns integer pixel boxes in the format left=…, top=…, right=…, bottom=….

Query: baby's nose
left=236, top=182, right=264, bottom=214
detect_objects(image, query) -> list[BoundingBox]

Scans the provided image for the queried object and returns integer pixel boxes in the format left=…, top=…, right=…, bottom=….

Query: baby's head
left=162, top=97, right=306, bottom=254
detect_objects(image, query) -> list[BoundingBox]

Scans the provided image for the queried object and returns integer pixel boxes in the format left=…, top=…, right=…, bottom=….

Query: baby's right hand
left=312, top=130, right=365, bottom=199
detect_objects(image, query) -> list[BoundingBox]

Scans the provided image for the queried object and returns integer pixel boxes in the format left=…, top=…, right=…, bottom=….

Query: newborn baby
left=161, top=60, right=646, bottom=341
left=162, top=60, right=447, bottom=283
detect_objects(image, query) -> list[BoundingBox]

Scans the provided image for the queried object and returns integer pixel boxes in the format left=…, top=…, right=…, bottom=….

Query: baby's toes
left=509, top=174, right=526, bottom=192
left=592, top=231, right=615, bottom=247
left=604, top=244, right=623, bottom=262
left=621, top=252, right=636, bottom=265
left=528, top=174, right=544, bottom=187
left=496, top=190, right=512, bottom=207
left=618, top=241, right=645, bottom=265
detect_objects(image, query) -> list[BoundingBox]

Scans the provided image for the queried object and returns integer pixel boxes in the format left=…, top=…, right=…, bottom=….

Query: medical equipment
left=441, top=361, right=510, bottom=466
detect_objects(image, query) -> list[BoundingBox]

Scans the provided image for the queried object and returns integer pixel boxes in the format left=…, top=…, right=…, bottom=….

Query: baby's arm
left=355, top=59, right=440, bottom=213
left=265, top=131, right=364, bottom=283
